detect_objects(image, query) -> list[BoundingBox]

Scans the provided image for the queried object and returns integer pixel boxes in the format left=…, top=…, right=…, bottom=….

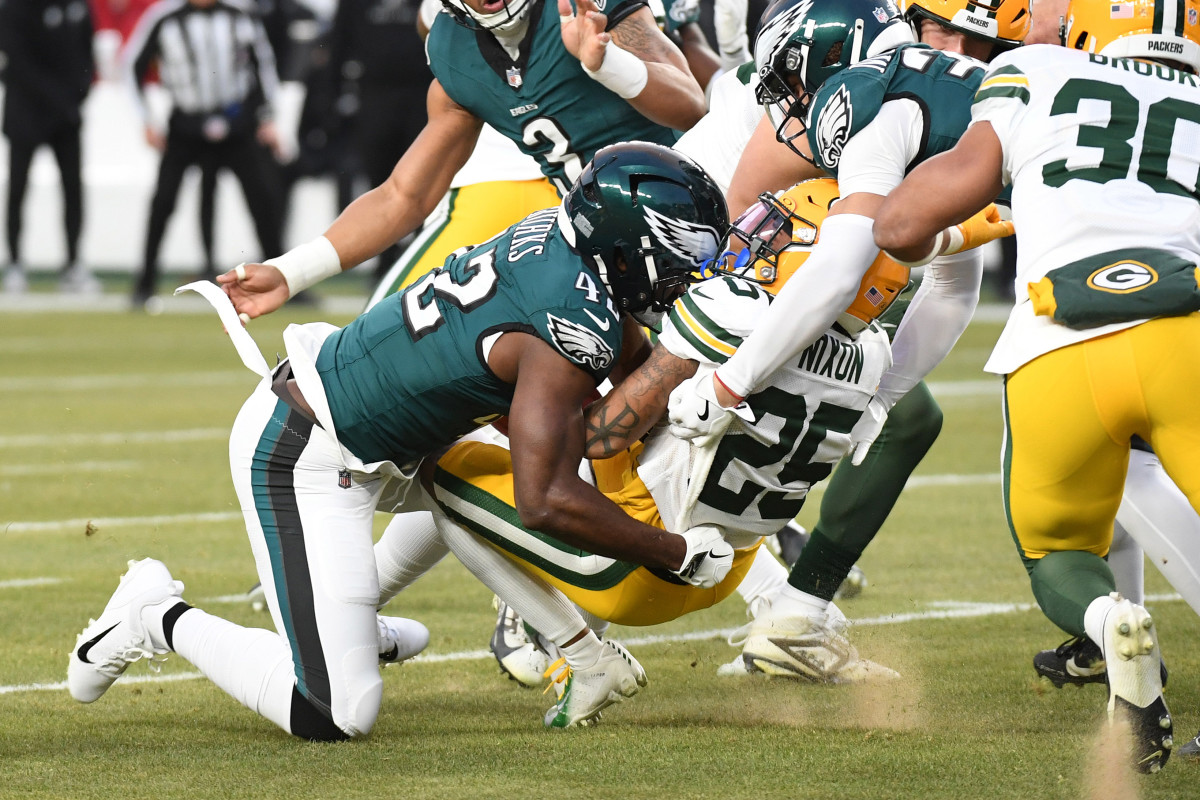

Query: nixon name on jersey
left=795, top=331, right=869, bottom=387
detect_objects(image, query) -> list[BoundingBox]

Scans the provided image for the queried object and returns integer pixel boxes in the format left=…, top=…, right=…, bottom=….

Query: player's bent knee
left=288, top=687, right=351, bottom=742
left=335, top=645, right=384, bottom=738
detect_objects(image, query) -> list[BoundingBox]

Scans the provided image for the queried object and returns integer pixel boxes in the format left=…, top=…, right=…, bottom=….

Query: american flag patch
left=865, top=287, right=885, bottom=306
left=1110, top=3, right=1134, bottom=18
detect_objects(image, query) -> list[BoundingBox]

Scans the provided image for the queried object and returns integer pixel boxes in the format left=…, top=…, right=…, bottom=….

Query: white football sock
left=434, top=509, right=587, bottom=646
left=1083, top=593, right=1120, bottom=650
left=1119, top=448, right=1200, bottom=616
left=768, top=583, right=829, bottom=619
left=560, top=631, right=605, bottom=670
left=1107, top=519, right=1144, bottom=605
left=735, top=544, right=789, bottom=607
left=374, top=511, right=449, bottom=608
left=168, top=608, right=297, bottom=732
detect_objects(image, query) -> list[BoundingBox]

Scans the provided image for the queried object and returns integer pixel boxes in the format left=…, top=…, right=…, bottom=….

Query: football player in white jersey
left=667, top=0, right=1023, bottom=677
left=374, top=180, right=907, bottom=724
left=873, top=0, right=1200, bottom=771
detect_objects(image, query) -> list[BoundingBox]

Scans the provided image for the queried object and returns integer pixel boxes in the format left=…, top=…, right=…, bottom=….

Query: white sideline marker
left=1, top=594, right=1181, bottom=696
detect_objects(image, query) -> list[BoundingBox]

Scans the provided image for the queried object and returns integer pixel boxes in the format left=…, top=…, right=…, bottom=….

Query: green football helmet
left=560, top=142, right=729, bottom=327
left=754, top=0, right=915, bottom=159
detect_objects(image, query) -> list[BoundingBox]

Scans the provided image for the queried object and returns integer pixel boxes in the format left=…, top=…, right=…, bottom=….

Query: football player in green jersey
left=67, top=143, right=733, bottom=739
left=666, top=0, right=1019, bottom=677
left=219, top=0, right=707, bottom=318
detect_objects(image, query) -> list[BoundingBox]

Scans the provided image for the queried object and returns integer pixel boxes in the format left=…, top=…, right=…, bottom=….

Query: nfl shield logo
left=1191, top=7, right=1197, bottom=24
left=873, top=5, right=889, bottom=22
left=338, top=469, right=352, bottom=489
left=506, top=67, right=523, bottom=89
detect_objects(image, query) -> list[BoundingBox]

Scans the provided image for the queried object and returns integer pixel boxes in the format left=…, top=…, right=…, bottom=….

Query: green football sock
left=1027, top=550, right=1115, bottom=637
left=791, top=381, right=943, bottom=599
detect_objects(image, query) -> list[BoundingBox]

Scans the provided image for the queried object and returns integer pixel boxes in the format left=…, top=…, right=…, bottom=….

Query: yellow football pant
left=1004, top=314, right=1200, bottom=561
left=431, top=441, right=759, bottom=627
left=369, top=178, right=560, bottom=304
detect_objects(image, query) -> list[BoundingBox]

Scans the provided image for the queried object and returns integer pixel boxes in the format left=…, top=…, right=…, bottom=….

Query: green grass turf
left=1, top=307, right=1197, bottom=799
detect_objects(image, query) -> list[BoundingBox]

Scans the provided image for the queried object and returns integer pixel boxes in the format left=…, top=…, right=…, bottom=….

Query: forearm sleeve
left=875, top=248, right=983, bottom=409
left=717, top=214, right=879, bottom=398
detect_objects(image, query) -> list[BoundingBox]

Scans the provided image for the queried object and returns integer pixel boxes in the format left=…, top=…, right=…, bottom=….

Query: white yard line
left=0, top=460, right=138, bottom=477
left=0, top=428, right=227, bottom=449
left=0, top=577, right=63, bottom=589
left=0, top=372, right=251, bottom=393
left=5, top=474, right=1004, bottom=534
left=3, top=511, right=243, bottom=534
left=1, top=593, right=1181, bottom=695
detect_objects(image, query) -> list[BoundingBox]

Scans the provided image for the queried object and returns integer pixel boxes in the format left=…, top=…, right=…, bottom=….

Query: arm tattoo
left=584, top=345, right=697, bottom=459
left=610, top=11, right=672, bottom=62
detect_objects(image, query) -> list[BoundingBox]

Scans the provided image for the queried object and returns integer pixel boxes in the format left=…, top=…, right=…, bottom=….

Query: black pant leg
left=6, top=139, right=37, bottom=264
left=49, top=125, right=84, bottom=266
left=199, top=160, right=219, bottom=277
left=223, top=137, right=283, bottom=259
left=139, top=133, right=202, bottom=296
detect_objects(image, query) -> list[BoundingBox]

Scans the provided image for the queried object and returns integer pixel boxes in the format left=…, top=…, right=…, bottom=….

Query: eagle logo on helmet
left=754, top=0, right=815, bottom=72
left=546, top=313, right=615, bottom=372
left=815, top=85, right=853, bottom=168
left=643, top=206, right=722, bottom=268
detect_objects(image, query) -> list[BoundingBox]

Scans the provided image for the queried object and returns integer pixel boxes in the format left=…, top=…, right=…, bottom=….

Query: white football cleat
left=543, top=640, right=646, bottom=729
left=68, top=558, right=184, bottom=703
left=738, top=603, right=898, bottom=683
left=1102, top=594, right=1172, bottom=773
left=489, top=597, right=551, bottom=688
left=377, top=615, right=430, bottom=666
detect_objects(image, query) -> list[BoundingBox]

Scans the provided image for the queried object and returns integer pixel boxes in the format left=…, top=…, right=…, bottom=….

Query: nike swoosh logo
left=76, top=623, right=120, bottom=664
left=696, top=405, right=710, bottom=421
left=583, top=309, right=611, bottom=331
left=1137, top=749, right=1164, bottom=767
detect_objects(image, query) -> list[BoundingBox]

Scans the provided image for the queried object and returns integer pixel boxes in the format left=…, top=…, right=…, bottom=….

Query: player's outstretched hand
left=216, top=263, right=290, bottom=321
left=667, top=366, right=751, bottom=448
left=559, top=0, right=609, bottom=71
left=945, top=202, right=1014, bottom=255
left=847, top=396, right=888, bottom=466
left=672, top=525, right=734, bottom=588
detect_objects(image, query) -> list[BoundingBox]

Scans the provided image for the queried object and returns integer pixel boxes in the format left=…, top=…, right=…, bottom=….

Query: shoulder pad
left=806, top=61, right=891, bottom=173
left=660, top=276, right=770, bottom=365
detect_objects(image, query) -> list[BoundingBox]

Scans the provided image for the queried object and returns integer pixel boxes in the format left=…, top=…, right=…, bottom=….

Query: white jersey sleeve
left=834, top=98, right=924, bottom=198
left=673, top=64, right=764, bottom=196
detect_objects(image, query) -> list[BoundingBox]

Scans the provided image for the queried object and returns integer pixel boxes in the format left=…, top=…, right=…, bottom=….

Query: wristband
left=583, top=43, right=649, bottom=100
left=264, top=236, right=342, bottom=295
left=713, top=371, right=745, bottom=405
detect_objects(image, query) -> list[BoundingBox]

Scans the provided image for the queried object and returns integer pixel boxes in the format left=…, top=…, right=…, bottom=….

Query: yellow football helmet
left=903, top=0, right=1031, bottom=50
left=1063, top=0, right=1200, bottom=73
left=723, top=179, right=910, bottom=334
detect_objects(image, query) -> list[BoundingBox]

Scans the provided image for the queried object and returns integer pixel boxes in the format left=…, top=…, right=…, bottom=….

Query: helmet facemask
left=717, top=180, right=910, bottom=331
left=440, top=0, right=536, bottom=35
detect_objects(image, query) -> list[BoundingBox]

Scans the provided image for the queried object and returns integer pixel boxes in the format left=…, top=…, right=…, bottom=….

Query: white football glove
left=673, top=525, right=735, bottom=588
left=667, top=367, right=753, bottom=449
left=847, top=396, right=889, bottom=466
left=713, top=0, right=750, bottom=70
